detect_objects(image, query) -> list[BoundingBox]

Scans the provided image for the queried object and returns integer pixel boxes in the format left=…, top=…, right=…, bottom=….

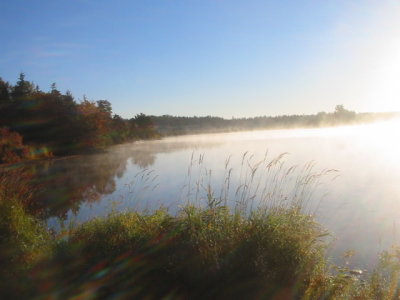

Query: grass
left=0, top=170, right=51, bottom=298
left=181, top=151, right=337, bottom=216
left=0, top=154, right=399, bottom=299
left=46, top=206, right=325, bottom=299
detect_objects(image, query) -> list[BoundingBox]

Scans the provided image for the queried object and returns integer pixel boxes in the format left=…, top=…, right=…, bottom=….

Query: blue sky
left=1, top=0, right=400, bottom=118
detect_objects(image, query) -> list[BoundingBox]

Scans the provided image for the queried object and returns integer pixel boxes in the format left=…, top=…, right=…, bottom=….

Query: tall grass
left=0, top=154, right=399, bottom=299
left=182, top=151, right=337, bottom=216
left=44, top=206, right=325, bottom=299
left=0, top=170, right=51, bottom=298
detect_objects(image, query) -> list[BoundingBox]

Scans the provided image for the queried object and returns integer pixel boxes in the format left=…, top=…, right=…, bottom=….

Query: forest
left=152, top=107, right=400, bottom=135
left=0, top=73, right=158, bottom=163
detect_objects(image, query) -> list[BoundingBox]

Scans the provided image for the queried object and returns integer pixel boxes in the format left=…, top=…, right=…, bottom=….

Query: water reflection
left=19, top=139, right=223, bottom=220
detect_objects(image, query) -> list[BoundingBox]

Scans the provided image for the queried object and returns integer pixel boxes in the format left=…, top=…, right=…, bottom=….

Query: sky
left=1, top=0, right=400, bottom=118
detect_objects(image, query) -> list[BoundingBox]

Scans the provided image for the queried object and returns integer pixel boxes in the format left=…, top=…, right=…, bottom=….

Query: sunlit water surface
left=26, top=120, right=400, bottom=269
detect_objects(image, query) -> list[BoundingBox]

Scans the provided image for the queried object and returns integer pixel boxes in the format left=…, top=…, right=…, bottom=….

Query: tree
left=334, top=105, right=355, bottom=123
left=0, top=78, right=11, bottom=123
left=50, top=82, right=61, bottom=96
left=11, top=73, right=35, bottom=100
left=76, top=99, right=112, bottom=148
left=96, top=100, right=112, bottom=116
left=0, top=78, right=11, bottom=104
left=134, top=113, right=154, bottom=129
left=334, top=105, right=345, bottom=114
left=110, top=114, right=129, bottom=143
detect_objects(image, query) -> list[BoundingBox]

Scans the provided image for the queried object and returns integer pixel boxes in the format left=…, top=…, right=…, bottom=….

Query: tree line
left=152, top=105, right=400, bottom=135
left=0, top=73, right=157, bottom=163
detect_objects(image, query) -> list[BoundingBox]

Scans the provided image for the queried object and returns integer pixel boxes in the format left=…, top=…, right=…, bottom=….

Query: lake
left=21, top=119, right=400, bottom=270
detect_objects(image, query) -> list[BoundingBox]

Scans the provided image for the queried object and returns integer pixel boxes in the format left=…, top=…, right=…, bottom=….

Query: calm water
left=24, top=120, right=400, bottom=269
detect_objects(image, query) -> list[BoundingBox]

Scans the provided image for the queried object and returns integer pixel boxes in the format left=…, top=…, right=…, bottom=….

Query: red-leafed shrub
left=0, top=127, right=30, bottom=164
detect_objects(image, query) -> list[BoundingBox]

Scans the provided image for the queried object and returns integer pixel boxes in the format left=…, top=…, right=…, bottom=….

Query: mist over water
left=33, top=120, right=400, bottom=270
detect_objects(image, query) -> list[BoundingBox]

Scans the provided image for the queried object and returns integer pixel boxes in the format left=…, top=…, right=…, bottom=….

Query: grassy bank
left=52, top=206, right=325, bottom=299
left=1, top=169, right=400, bottom=299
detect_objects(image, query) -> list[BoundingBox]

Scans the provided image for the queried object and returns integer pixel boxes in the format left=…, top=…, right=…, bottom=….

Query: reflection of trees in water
left=25, top=139, right=223, bottom=220
left=130, top=150, right=156, bottom=168
left=25, top=151, right=128, bottom=219
left=115, top=138, right=223, bottom=169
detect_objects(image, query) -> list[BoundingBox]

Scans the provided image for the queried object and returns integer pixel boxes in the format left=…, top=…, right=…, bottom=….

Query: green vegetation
left=1, top=165, right=400, bottom=299
left=0, top=170, right=52, bottom=298
left=0, top=73, right=158, bottom=162
left=152, top=105, right=400, bottom=135
left=53, top=206, right=324, bottom=299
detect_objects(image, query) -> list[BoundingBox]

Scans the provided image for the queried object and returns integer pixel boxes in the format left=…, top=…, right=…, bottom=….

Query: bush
left=0, top=127, right=52, bottom=164
left=0, top=127, right=30, bottom=163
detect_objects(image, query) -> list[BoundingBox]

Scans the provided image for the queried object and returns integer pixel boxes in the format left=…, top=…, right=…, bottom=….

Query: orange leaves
left=0, top=127, right=28, bottom=163
left=76, top=100, right=112, bottom=148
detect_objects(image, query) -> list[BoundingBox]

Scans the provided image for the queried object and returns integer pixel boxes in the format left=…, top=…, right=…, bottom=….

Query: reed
left=181, top=151, right=338, bottom=217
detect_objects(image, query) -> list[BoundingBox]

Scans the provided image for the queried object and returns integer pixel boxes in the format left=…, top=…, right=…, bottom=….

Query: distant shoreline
left=154, top=112, right=400, bottom=136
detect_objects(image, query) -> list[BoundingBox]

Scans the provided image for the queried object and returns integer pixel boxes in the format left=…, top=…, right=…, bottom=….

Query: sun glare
left=365, top=37, right=400, bottom=112
left=345, top=119, right=400, bottom=166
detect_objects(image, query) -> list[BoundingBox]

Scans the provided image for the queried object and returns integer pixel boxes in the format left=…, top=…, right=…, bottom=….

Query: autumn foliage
left=0, top=74, right=158, bottom=160
left=0, top=128, right=30, bottom=164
